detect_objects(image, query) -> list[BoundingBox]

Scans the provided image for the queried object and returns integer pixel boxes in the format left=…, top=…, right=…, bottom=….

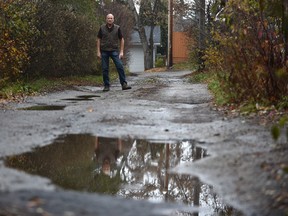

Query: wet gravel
left=0, top=70, right=287, bottom=216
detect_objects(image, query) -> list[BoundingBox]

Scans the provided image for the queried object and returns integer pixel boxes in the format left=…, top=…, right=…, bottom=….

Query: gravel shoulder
left=0, top=70, right=287, bottom=216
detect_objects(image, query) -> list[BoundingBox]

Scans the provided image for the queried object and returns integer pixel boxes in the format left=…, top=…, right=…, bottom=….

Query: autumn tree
left=0, top=0, right=105, bottom=87
left=174, top=0, right=208, bottom=69
left=0, top=0, right=37, bottom=87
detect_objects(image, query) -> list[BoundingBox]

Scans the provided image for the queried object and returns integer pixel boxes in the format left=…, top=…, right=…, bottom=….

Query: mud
left=0, top=70, right=287, bottom=216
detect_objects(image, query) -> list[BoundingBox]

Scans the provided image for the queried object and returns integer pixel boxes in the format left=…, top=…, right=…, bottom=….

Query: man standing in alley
left=97, top=13, right=132, bottom=92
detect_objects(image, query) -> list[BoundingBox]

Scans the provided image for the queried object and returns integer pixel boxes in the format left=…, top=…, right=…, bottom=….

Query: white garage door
left=128, top=46, right=144, bottom=73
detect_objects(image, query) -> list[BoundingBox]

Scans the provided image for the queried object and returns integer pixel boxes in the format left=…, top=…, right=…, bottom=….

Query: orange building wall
left=172, top=32, right=189, bottom=63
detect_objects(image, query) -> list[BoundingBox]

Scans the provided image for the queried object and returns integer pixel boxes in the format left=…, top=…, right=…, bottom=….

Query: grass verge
left=189, top=70, right=232, bottom=106
left=189, top=69, right=288, bottom=136
left=0, top=74, right=107, bottom=102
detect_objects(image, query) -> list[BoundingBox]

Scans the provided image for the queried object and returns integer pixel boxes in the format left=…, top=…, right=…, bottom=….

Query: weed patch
left=0, top=75, right=104, bottom=102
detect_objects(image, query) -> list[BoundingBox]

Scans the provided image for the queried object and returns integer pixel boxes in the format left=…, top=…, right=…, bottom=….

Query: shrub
left=155, top=56, right=166, bottom=67
left=205, top=0, right=288, bottom=106
left=0, top=0, right=38, bottom=86
left=271, top=116, right=288, bottom=143
left=27, top=1, right=100, bottom=78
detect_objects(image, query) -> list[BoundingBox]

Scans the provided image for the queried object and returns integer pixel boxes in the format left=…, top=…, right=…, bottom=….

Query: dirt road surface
left=0, top=71, right=287, bottom=216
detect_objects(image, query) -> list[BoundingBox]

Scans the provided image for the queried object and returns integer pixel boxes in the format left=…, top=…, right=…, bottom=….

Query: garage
left=128, top=26, right=161, bottom=73
left=128, top=46, right=144, bottom=72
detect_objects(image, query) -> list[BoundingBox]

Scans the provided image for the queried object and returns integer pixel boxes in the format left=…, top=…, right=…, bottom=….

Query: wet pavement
left=0, top=71, right=287, bottom=216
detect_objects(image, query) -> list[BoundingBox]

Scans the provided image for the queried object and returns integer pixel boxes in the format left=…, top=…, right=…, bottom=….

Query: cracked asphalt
left=0, top=70, right=287, bottom=216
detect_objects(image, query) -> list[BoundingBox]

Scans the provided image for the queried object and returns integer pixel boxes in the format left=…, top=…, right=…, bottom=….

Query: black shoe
left=103, top=86, right=110, bottom=92
left=122, top=83, right=131, bottom=90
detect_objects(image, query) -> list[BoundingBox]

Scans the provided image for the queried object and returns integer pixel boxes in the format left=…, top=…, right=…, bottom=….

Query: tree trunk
left=127, top=0, right=155, bottom=70
left=283, top=0, right=288, bottom=64
left=198, top=0, right=205, bottom=50
left=147, top=25, right=155, bottom=70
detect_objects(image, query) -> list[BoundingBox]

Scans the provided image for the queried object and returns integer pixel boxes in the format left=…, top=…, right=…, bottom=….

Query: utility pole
left=284, top=0, right=288, bottom=63
left=167, top=0, right=173, bottom=68
left=197, top=0, right=205, bottom=69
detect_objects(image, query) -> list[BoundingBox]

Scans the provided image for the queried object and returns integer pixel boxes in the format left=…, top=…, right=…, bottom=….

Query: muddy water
left=62, top=94, right=101, bottom=101
left=18, top=95, right=101, bottom=110
left=18, top=105, right=66, bottom=110
left=5, top=134, right=242, bottom=216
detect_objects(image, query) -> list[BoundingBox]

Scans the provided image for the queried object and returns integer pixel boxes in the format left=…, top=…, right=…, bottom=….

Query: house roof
left=130, top=26, right=161, bottom=45
left=174, top=16, right=191, bottom=32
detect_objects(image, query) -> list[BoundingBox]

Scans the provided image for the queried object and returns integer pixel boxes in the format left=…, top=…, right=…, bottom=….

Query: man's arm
left=97, top=38, right=101, bottom=59
left=119, top=38, right=124, bottom=59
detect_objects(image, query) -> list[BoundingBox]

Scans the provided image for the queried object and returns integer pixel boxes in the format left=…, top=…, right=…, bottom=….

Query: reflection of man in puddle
left=94, top=136, right=122, bottom=177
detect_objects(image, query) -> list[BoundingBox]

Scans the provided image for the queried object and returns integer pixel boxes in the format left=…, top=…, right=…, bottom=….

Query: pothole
left=62, top=95, right=100, bottom=101
left=18, top=105, right=66, bottom=111
left=4, top=134, right=243, bottom=216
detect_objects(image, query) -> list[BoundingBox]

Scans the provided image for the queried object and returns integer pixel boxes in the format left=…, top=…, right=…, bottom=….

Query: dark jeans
left=101, top=51, right=126, bottom=87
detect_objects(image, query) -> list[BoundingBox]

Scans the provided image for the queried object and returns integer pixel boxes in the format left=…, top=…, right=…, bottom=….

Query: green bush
left=155, top=56, right=166, bottom=67
left=27, top=1, right=100, bottom=78
left=271, top=116, right=288, bottom=143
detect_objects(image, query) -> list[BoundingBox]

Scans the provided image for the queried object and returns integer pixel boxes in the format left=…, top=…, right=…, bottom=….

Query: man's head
left=106, top=14, right=114, bottom=27
left=102, top=157, right=111, bottom=176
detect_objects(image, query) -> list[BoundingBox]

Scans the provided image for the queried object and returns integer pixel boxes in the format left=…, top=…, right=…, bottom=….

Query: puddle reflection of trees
left=118, top=140, right=217, bottom=210
left=5, top=135, right=239, bottom=215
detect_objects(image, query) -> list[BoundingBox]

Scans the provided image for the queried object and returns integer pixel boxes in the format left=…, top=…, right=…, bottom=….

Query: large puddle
left=5, top=134, right=243, bottom=216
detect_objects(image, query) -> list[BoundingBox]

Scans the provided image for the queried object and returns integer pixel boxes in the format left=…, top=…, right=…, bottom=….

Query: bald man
left=97, top=14, right=131, bottom=92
